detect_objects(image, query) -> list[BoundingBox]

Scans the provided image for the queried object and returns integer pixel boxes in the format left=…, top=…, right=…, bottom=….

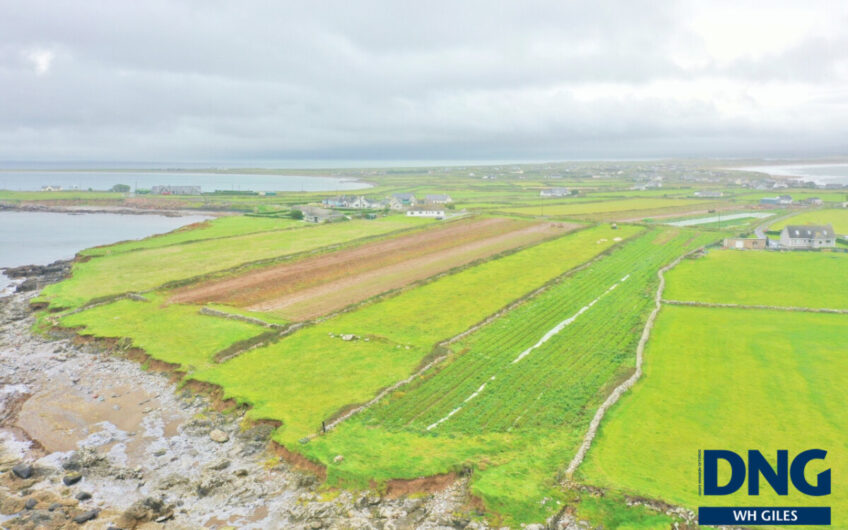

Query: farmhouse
left=40, top=185, right=62, bottom=191
left=540, top=187, right=569, bottom=198
left=723, top=237, right=767, bottom=250
left=151, top=185, right=201, bottom=195
left=406, top=205, right=445, bottom=218
left=779, top=224, right=836, bottom=249
left=425, top=194, right=453, bottom=204
left=296, top=205, right=344, bottom=223
left=389, top=193, right=417, bottom=210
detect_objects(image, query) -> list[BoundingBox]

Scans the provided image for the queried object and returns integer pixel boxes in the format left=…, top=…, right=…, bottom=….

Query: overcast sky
left=1, top=0, right=847, bottom=164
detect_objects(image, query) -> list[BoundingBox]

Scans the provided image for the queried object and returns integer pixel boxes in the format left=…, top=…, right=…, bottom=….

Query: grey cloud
left=0, top=0, right=846, bottom=162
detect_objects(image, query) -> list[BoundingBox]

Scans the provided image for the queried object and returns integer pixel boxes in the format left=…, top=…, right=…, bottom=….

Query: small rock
left=196, top=477, right=224, bottom=497
left=207, top=459, right=230, bottom=471
left=12, top=463, right=33, bottom=479
left=341, top=334, right=355, bottom=341
left=24, top=498, right=37, bottom=510
left=333, top=455, right=344, bottom=464
left=73, top=509, right=99, bottom=524
left=48, top=503, right=61, bottom=512
left=62, top=473, right=82, bottom=486
left=75, top=491, right=92, bottom=501
left=234, top=469, right=248, bottom=477
left=153, top=449, right=166, bottom=457
left=209, top=429, right=229, bottom=443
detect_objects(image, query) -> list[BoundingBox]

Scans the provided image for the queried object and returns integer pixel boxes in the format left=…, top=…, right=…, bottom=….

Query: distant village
left=294, top=193, right=456, bottom=223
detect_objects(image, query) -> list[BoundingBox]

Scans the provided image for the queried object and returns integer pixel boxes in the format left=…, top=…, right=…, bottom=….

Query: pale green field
left=81, top=215, right=302, bottom=256
left=769, top=208, right=848, bottom=235
left=664, top=250, right=848, bottom=309
left=0, top=190, right=124, bottom=201
left=60, top=295, right=266, bottom=371
left=581, top=305, right=848, bottom=523
left=39, top=216, right=432, bottom=309
left=190, top=225, right=644, bottom=446
left=497, top=198, right=718, bottom=218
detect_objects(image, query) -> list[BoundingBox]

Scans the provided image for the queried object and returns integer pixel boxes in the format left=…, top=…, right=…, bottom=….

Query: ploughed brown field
left=170, top=217, right=577, bottom=321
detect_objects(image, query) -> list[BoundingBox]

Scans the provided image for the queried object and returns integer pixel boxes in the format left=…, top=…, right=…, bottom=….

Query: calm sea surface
left=739, top=163, right=848, bottom=185
left=0, top=171, right=369, bottom=192
left=0, top=211, right=209, bottom=294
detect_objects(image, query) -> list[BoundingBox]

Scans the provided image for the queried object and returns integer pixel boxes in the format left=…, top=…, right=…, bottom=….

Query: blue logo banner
left=698, top=507, right=831, bottom=526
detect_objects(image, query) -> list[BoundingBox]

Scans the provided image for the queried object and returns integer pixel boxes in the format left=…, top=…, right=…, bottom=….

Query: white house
left=540, top=187, right=569, bottom=198
left=779, top=224, right=836, bottom=249
left=406, top=205, right=445, bottom=218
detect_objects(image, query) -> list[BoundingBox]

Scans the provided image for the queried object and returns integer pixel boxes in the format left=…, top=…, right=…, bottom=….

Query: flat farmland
left=38, top=216, right=433, bottom=309
left=769, top=208, right=848, bottom=235
left=189, top=224, right=642, bottom=447
left=60, top=294, right=267, bottom=371
left=496, top=198, right=720, bottom=220
left=171, top=217, right=578, bottom=321
left=303, top=228, right=720, bottom=524
left=81, top=215, right=302, bottom=257
left=581, top=305, right=848, bottom=522
left=664, top=250, right=848, bottom=309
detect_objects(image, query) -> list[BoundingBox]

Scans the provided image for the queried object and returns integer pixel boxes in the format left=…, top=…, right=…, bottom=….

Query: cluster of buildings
left=310, top=192, right=455, bottom=221
left=724, top=223, right=838, bottom=251
left=151, top=185, right=201, bottom=195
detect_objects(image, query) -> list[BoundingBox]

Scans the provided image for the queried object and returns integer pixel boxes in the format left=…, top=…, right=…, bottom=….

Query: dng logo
left=697, top=449, right=832, bottom=526
left=703, top=449, right=830, bottom=496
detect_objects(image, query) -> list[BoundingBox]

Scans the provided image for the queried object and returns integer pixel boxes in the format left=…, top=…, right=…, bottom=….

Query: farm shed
left=406, top=206, right=445, bottom=218
left=723, top=237, right=767, bottom=250
left=296, top=205, right=344, bottom=223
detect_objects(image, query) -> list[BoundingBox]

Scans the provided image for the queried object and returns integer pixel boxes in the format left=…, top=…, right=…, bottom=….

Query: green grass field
left=296, top=228, right=718, bottom=525
left=769, top=208, right=848, bottom=235
left=497, top=198, right=718, bottom=218
left=187, top=225, right=644, bottom=448
left=60, top=294, right=267, bottom=371
left=80, top=215, right=302, bottom=256
left=581, top=305, right=848, bottom=523
left=664, top=250, right=848, bottom=309
left=39, top=216, right=432, bottom=309
left=0, top=190, right=125, bottom=202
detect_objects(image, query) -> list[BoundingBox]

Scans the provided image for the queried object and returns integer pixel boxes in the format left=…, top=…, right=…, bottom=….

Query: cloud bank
left=1, top=0, right=846, bottom=163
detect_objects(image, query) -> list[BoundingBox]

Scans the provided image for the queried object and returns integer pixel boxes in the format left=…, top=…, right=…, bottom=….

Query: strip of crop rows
left=360, top=228, right=717, bottom=435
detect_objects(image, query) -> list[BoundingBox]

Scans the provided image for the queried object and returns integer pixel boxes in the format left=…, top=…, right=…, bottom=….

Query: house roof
left=782, top=224, right=834, bottom=239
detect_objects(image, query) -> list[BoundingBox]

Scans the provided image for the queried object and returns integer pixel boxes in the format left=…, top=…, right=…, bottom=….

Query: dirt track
left=172, top=218, right=576, bottom=320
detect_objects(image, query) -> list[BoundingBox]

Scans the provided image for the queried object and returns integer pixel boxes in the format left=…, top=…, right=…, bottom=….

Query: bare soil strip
left=172, top=218, right=577, bottom=321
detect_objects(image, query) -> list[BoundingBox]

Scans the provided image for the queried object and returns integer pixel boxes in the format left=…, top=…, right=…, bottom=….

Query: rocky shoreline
left=0, top=268, right=500, bottom=529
